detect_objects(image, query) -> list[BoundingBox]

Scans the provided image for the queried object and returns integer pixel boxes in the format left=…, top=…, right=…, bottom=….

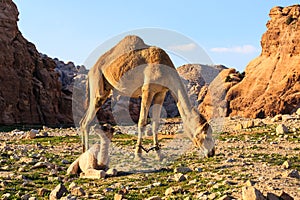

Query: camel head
left=192, top=122, right=215, bottom=157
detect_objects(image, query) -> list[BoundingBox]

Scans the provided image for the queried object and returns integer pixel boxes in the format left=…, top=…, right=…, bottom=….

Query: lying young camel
left=79, top=36, right=215, bottom=160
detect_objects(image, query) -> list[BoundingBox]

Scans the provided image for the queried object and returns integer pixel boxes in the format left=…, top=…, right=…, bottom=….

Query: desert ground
left=0, top=116, right=299, bottom=200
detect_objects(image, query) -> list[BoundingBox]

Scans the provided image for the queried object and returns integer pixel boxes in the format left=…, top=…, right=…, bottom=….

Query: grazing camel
left=79, top=35, right=215, bottom=160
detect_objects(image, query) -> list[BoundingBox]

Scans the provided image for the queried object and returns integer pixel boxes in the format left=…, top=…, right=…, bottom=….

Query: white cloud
left=210, top=45, right=258, bottom=54
left=168, top=43, right=197, bottom=52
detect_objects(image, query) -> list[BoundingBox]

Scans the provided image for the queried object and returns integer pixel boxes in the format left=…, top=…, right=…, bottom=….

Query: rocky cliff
left=226, top=5, right=300, bottom=118
left=198, top=69, right=243, bottom=119
left=0, top=0, right=73, bottom=125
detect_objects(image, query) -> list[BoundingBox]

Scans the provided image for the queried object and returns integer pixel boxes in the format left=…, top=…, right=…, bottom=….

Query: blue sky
left=14, top=1, right=299, bottom=71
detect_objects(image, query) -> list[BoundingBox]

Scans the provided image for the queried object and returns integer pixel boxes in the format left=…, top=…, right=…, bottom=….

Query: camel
left=79, top=35, right=215, bottom=161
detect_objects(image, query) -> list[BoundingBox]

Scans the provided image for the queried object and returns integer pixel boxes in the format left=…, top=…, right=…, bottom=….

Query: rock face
left=0, top=0, right=73, bottom=125
left=227, top=5, right=300, bottom=118
left=198, top=68, right=243, bottom=119
left=177, top=64, right=226, bottom=106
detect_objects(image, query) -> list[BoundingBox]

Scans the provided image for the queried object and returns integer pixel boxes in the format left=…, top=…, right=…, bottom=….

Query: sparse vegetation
left=0, top=118, right=299, bottom=199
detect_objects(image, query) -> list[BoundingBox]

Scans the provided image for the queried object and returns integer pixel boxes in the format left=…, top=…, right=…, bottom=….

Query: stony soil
left=0, top=116, right=299, bottom=200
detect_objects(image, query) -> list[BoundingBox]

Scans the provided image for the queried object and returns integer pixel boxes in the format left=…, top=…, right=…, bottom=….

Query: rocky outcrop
left=177, top=64, right=226, bottom=106
left=0, top=0, right=73, bottom=125
left=197, top=5, right=300, bottom=119
left=198, top=69, right=242, bottom=119
left=227, top=5, right=300, bottom=118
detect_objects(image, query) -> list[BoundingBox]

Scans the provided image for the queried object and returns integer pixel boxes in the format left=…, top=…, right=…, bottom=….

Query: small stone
left=0, top=181, right=8, bottom=187
left=21, top=194, right=30, bottom=200
left=165, top=186, right=182, bottom=196
left=19, top=157, right=36, bottom=164
left=254, top=121, right=265, bottom=127
left=279, top=191, right=294, bottom=200
left=296, top=108, right=300, bottom=116
left=61, top=159, right=70, bottom=164
left=89, top=194, right=105, bottom=199
left=40, top=132, right=49, bottom=137
left=16, top=174, right=25, bottom=180
left=194, top=167, right=203, bottom=172
left=222, top=180, right=237, bottom=185
left=146, top=196, right=162, bottom=200
left=282, top=161, right=291, bottom=169
left=49, top=169, right=58, bottom=176
left=188, top=179, right=197, bottom=185
left=70, top=186, right=85, bottom=196
left=208, top=193, right=216, bottom=199
left=174, top=173, right=186, bottom=182
left=106, top=168, right=118, bottom=176
left=226, top=158, right=235, bottom=163
left=60, top=194, right=77, bottom=200
left=38, top=188, right=50, bottom=196
left=31, top=161, right=53, bottom=169
left=48, top=177, right=62, bottom=182
left=272, top=115, right=282, bottom=122
left=68, top=182, right=76, bottom=190
left=283, top=169, right=300, bottom=179
left=2, top=193, right=11, bottom=200
left=80, top=169, right=106, bottom=179
left=26, top=129, right=38, bottom=139
left=1, top=166, right=9, bottom=170
left=242, top=186, right=266, bottom=200
left=276, top=124, right=289, bottom=134
left=114, top=193, right=123, bottom=200
left=152, top=182, right=162, bottom=187
left=174, top=167, right=192, bottom=174
left=49, top=184, right=68, bottom=200
left=103, top=187, right=114, bottom=193
left=18, top=167, right=26, bottom=172
left=196, top=191, right=209, bottom=198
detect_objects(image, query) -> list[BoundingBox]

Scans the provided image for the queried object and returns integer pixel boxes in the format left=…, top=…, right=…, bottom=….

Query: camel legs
left=135, top=85, right=155, bottom=160
left=80, top=91, right=110, bottom=152
left=151, top=91, right=167, bottom=160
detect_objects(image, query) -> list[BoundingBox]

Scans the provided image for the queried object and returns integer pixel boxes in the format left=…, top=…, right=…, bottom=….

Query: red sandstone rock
left=227, top=5, right=300, bottom=118
left=0, top=0, right=73, bottom=125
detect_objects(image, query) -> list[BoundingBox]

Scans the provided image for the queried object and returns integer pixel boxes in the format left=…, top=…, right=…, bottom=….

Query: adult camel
left=79, top=35, right=215, bottom=160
